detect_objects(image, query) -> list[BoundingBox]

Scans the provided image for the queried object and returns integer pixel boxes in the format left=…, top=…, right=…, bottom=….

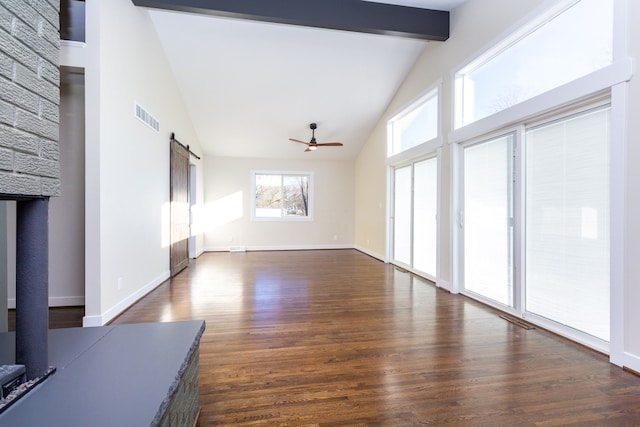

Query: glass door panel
left=393, top=165, right=412, bottom=265
left=413, top=158, right=437, bottom=276
left=464, top=134, right=514, bottom=306
left=525, top=106, right=610, bottom=341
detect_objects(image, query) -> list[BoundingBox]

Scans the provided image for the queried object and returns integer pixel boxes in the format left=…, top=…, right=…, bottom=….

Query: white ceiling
left=147, top=1, right=466, bottom=160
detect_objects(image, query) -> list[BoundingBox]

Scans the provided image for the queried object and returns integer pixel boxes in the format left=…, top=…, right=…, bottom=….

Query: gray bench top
left=0, top=320, right=205, bottom=427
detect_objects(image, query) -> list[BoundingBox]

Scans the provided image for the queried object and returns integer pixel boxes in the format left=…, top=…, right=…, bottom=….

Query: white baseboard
left=204, top=244, right=354, bottom=253
left=191, top=248, right=205, bottom=258
left=8, top=296, right=85, bottom=309
left=353, top=245, right=386, bottom=262
left=624, top=351, right=640, bottom=373
left=82, top=270, right=170, bottom=327
left=436, top=279, right=451, bottom=292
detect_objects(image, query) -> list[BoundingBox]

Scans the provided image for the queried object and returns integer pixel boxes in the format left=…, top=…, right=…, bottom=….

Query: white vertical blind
left=413, top=157, right=437, bottom=276
left=393, top=166, right=412, bottom=265
left=464, top=134, right=514, bottom=306
left=525, top=106, right=610, bottom=341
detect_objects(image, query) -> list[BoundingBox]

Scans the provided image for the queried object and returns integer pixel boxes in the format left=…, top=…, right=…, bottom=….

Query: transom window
left=388, top=88, right=438, bottom=157
left=454, top=0, right=613, bottom=129
left=252, top=172, right=313, bottom=221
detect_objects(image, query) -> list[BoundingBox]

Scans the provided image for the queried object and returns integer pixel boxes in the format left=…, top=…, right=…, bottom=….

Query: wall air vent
left=134, top=102, right=160, bottom=133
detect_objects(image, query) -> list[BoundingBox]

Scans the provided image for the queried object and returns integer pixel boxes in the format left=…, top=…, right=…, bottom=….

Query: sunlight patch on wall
left=203, top=191, right=244, bottom=230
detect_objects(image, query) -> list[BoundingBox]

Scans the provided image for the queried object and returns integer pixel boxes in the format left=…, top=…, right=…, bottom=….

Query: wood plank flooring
left=7, top=306, right=84, bottom=331
left=92, top=251, right=640, bottom=424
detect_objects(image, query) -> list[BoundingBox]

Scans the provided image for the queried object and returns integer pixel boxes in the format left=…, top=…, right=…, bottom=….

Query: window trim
left=450, top=60, right=631, bottom=145
left=451, top=0, right=626, bottom=136
left=449, top=0, right=630, bottom=363
left=386, top=82, right=441, bottom=163
left=251, top=170, right=314, bottom=222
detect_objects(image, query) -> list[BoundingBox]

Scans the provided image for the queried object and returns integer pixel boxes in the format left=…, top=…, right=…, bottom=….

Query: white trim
left=609, top=81, right=627, bottom=367
left=449, top=142, right=463, bottom=294
left=8, top=296, right=85, bottom=309
left=82, top=270, right=170, bottom=327
left=514, top=125, right=526, bottom=315
left=624, top=352, right=640, bottom=373
left=435, top=146, right=442, bottom=287
left=524, top=312, right=610, bottom=355
left=436, top=279, right=450, bottom=292
left=49, top=296, right=84, bottom=307
left=251, top=170, right=314, bottom=222
left=385, top=165, right=393, bottom=263
left=451, top=0, right=605, bottom=130
left=354, top=245, right=386, bottom=263
left=191, top=247, right=205, bottom=259
left=388, top=81, right=442, bottom=123
left=60, top=40, right=86, bottom=68
left=204, top=244, right=354, bottom=253
left=385, top=136, right=442, bottom=166
left=451, top=0, right=580, bottom=81
left=387, top=82, right=441, bottom=158
left=450, top=60, right=633, bottom=145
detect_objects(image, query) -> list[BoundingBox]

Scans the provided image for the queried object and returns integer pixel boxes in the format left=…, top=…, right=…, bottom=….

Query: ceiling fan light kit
left=290, top=123, right=344, bottom=152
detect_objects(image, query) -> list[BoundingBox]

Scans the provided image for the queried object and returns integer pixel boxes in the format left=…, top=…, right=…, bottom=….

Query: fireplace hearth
left=0, top=366, right=55, bottom=415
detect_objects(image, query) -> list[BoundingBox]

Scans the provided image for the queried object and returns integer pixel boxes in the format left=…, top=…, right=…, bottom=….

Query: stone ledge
left=0, top=320, right=205, bottom=427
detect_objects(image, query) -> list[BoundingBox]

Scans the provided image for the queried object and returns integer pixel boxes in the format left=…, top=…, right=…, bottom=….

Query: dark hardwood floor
left=7, top=306, right=84, bottom=331
left=106, top=249, right=640, bottom=426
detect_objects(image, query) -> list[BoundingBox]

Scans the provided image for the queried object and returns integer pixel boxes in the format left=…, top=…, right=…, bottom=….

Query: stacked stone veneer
left=0, top=0, right=60, bottom=199
left=156, top=347, right=201, bottom=427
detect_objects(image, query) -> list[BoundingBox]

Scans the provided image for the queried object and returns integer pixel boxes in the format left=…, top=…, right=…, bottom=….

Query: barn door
left=170, top=138, right=190, bottom=277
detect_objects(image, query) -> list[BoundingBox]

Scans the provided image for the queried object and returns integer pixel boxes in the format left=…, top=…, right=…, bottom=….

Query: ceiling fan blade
left=316, top=142, right=343, bottom=147
left=304, top=147, right=312, bottom=152
left=289, top=138, right=309, bottom=145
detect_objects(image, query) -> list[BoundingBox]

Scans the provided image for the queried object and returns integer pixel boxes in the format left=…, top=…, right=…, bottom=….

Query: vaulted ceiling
left=137, top=1, right=467, bottom=159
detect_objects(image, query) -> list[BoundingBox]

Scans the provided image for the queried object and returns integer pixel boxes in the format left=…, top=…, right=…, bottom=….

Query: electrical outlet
left=333, top=234, right=338, bottom=241
left=117, top=277, right=123, bottom=290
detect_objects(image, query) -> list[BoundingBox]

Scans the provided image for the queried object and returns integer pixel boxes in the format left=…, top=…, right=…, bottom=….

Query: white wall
left=83, top=0, right=204, bottom=325
left=5, top=74, right=86, bottom=309
left=203, top=156, right=354, bottom=251
left=48, top=71, right=86, bottom=307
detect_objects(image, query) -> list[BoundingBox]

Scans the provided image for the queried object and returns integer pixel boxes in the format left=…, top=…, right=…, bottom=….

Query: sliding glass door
left=458, top=104, right=611, bottom=345
left=463, top=134, right=514, bottom=307
left=525, top=106, right=610, bottom=341
left=393, top=165, right=412, bottom=266
left=413, top=158, right=437, bottom=276
left=393, top=157, right=438, bottom=278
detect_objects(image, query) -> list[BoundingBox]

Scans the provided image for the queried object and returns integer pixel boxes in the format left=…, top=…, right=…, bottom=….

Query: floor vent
left=499, top=315, right=535, bottom=330
left=134, top=102, right=160, bottom=132
left=229, top=246, right=247, bottom=253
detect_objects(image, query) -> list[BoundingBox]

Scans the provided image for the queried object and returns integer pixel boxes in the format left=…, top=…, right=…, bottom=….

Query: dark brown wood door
left=170, top=139, right=190, bottom=277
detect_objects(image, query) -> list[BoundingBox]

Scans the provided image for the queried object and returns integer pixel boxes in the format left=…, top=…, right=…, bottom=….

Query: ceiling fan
left=290, top=123, right=344, bottom=152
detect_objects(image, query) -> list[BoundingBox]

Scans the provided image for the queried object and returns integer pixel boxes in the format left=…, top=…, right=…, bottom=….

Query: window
left=454, top=0, right=613, bottom=129
left=253, top=172, right=313, bottom=221
left=388, top=88, right=438, bottom=157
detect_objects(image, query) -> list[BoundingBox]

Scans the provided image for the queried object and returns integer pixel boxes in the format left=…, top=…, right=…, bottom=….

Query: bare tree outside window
left=254, top=173, right=311, bottom=218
